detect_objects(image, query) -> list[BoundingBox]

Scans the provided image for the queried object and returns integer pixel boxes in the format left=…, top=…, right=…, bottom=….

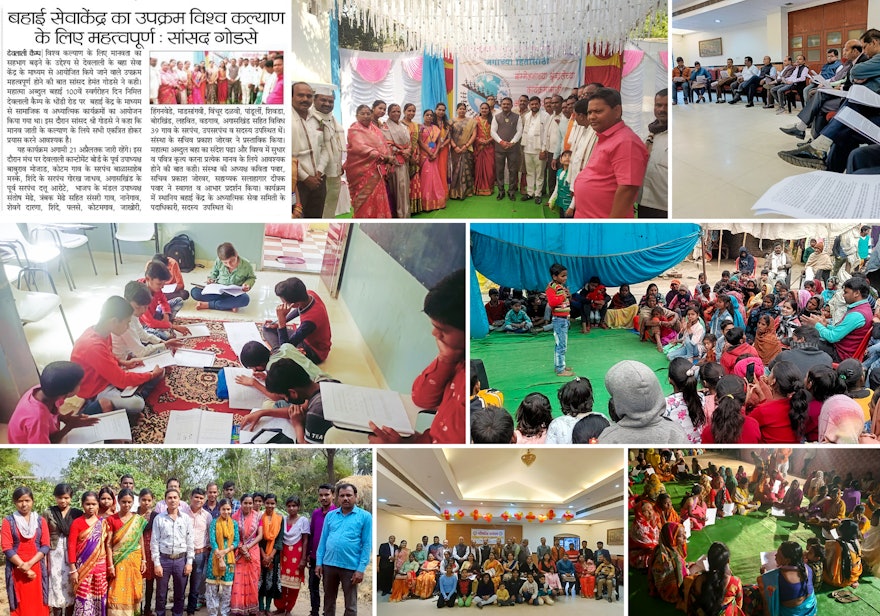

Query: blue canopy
left=470, top=223, right=702, bottom=338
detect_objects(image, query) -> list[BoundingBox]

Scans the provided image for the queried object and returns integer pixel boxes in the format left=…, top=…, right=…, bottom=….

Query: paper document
left=172, top=349, right=216, bottom=368
left=162, top=283, right=177, bottom=294
left=683, top=517, right=692, bottom=538
left=224, top=367, right=269, bottom=410
left=179, top=323, right=211, bottom=338
left=834, top=106, right=880, bottom=144
left=760, top=551, right=778, bottom=571
left=770, top=506, right=786, bottom=517
left=822, top=527, right=839, bottom=540
left=772, top=480, right=782, bottom=493
left=65, top=410, right=132, bottom=444
left=320, top=382, right=414, bottom=435
left=645, top=466, right=655, bottom=475
left=223, top=321, right=263, bottom=358
left=240, top=415, right=298, bottom=444
left=131, top=350, right=176, bottom=373
left=817, top=87, right=848, bottom=98
left=752, top=172, right=880, bottom=218
left=164, top=409, right=233, bottom=444
left=705, top=508, right=717, bottom=526
left=723, top=503, right=735, bottom=517
left=848, top=84, right=880, bottom=108
left=810, top=70, right=830, bottom=88
left=202, top=283, right=245, bottom=296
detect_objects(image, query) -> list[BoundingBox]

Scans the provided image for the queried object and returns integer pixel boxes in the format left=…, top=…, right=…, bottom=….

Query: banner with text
left=471, top=528, right=505, bottom=544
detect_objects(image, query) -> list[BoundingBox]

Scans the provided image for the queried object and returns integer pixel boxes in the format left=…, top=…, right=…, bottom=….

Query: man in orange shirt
left=672, top=57, right=691, bottom=105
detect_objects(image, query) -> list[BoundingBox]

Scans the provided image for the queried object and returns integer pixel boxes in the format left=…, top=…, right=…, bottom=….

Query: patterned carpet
left=134, top=318, right=250, bottom=443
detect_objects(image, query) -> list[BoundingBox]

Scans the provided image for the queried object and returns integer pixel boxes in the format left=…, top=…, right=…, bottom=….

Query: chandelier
left=521, top=449, right=536, bottom=467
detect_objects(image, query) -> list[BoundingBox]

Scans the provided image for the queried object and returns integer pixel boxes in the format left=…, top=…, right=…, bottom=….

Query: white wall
left=292, top=3, right=331, bottom=83
left=674, top=20, right=769, bottom=66
left=872, top=0, right=880, bottom=28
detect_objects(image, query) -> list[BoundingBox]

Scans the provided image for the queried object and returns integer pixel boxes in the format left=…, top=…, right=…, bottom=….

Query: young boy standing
left=546, top=263, right=574, bottom=376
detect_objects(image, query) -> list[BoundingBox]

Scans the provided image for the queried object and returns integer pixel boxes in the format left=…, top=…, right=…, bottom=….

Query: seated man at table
left=237, top=340, right=331, bottom=404
left=257, top=357, right=340, bottom=444
left=261, top=277, right=332, bottom=363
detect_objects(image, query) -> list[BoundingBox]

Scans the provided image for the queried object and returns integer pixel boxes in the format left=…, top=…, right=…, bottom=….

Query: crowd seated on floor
left=673, top=28, right=880, bottom=175
left=629, top=449, right=880, bottom=615
left=476, top=232, right=880, bottom=444
left=378, top=535, right=622, bottom=606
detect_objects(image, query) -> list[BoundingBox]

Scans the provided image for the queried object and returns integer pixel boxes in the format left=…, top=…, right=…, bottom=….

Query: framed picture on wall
left=698, top=38, right=723, bottom=57
left=607, top=528, right=623, bottom=545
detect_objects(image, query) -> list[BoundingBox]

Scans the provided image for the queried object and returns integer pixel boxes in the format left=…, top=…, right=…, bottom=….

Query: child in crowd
left=698, top=333, right=718, bottom=366
left=259, top=358, right=340, bottom=443
left=699, top=362, right=724, bottom=426
left=838, top=358, right=874, bottom=426
left=237, top=340, right=330, bottom=406
left=497, top=582, right=515, bottom=606
left=150, top=253, right=189, bottom=301
left=646, top=306, right=676, bottom=352
left=859, top=225, right=872, bottom=270
left=547, top=150, right=573, bottom=217
left=546, top=377, right=593, bottom=444
left=262, top=277, right=332, bottom=363
left=485, top=288, right=507, bottom=331
left=514, top=392, right=553, bottom=444
left=191, top=242, right=256, bottom=312
left=536, top=575, right=555, bottom=605
left=113, top=281, right=183, bottom=361
left=469, top=362, right=504, bottom=411
left=503, top=300, right=532, bottom=333
left=526, top=294, right=552, bottom=331
left=546, top=263, right=573, bottom=377
left=470, top=405, right=515, bottom=444
left=586, top=286, right=609, bottom=329
left=571, top=414, right=611, bottom=444
left=8, top=361, right=101, bottom=444
left=140, top=260, right=190, bottom=340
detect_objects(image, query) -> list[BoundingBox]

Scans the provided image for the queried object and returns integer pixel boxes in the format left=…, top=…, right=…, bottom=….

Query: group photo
left=470, top=222, right=880, bottom=445
left=376, top=447, right=624, bottom=614
left=671, top=0, right=880, bottom=218
left=0, top=447, right=372, bottom=616
left=628, top=447, right=880, bottom=615
left=0, top=222, right=466, bottom=444
left=291, top=0, right=668, bottom=219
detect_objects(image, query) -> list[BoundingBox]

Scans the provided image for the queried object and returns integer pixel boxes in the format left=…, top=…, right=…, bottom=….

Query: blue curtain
left=422, top=52, right=446, bottom=113
left=470, top=223, right=702, bottom=338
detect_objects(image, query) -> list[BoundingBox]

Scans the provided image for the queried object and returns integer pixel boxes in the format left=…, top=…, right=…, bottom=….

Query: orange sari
left=343, top=122, right=392, bottom=218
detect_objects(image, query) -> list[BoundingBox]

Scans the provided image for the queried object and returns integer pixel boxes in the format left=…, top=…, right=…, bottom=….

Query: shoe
left=716, top=98, right=725, bottom=104
left=762, top=104, right=774, bottom=109
left=496, top=191, right=504, bottom=200
left=796, top=138, right=813, bottom=147
left=672, top=101, right=677, bottom=105
left=775, top=107, right=787, bottom=115
left=684, top=100, right=688, bottom=104
left=778, top=144, right=827, bottom=170
left=477, top=602, right=483, bottom=609
left=779, top=125, right=805, bottom=139
left=534, top=196, right=542, bottom=204
left=521, top=194, right=532, bottom=201
left=745, top=102, right=754, bottom=107
left=556, top=368, right=575, bottom=377
left=729, top=95, right=741, bottom=104
left=508, top=191, right=515, bottom=201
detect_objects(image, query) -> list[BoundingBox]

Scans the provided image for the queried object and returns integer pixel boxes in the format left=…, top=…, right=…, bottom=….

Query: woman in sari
left=434, top=103, right=451, bottom=194
left=473, top=102, right=495, bottom=195
left=656, top=493, right=682, bottom=526
left=824, top=519, right=863, bottom=588
left=191, top=66, right=206, bottom=105
left=2, top=486, right=51, bottom=616
left=343, top=105, right=393, bottom=218
left=277, top=495, right=309, bottom=615
left=414, top=553, right=440, bottom=599
left=381, top=104, right=413, bottom=219
left=137, top=489, right=156, bottom=616
left=631, top=500, right=661, bottom=570
left=231, top=494, right=263, bottom=616
left=207, top=499, right=239, bottom=616
left=782, top=480, right=805, bottom=516
left=752, top=541, right=816, bottom=616
left=681, top=486, right=708, bottom=530
left=258, top=494, right=283, bottom=615
left=575, top=554, right=596, bottom=598
left=158, top=63, right=178, bottom=104
left=482, top=549, right=503, bottom=589
left=649, top=522, right=688, bottom=605
left=686, top=542, right=744, bottom=616
left=448, top=103, right=476, bottom=200
left=45, top=483, right=82, bottom=616
left=107, top=489, right=147, bottom=616
left=418, top=110, right=448, bottom=212
left=389, top=541, right=412, bottom=602
left=68, top=491, right=112, bottom=616
left=401, top=104, right=423, bottom=214
left=217, top=62, right=228, bottom=105
left=97, top=487, right=115, bottom=519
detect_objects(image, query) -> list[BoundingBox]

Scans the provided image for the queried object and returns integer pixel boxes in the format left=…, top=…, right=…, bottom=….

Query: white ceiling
left=377, top=448, right=624, bottom=526
left=672, top=0, right=821, bottom=33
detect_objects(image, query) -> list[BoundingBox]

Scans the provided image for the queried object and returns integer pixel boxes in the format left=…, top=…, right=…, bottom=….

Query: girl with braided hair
left=824, top=519, right=863, bottom=588
left=686, top=542, right=743, bottom=616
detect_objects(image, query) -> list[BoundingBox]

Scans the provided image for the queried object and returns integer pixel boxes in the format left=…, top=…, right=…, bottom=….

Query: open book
left=752, top=172, right=880, bottom=218
left=164, top=409, right=233, bottom=444
left=65, top=410, right=132, bottom=444
left=834, top=105, right=880, bottom=144
left=202, top=283, right=245, bottom=296
left=320, top=382, right=414, bottom=435
left=223, top=321, right=264, bottom=358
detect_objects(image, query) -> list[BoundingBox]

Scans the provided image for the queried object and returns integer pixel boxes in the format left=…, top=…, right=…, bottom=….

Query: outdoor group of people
left=291, top=81, right=668, bottom=219
left=150, top=54, right=284, bottom=105
left=630, top=450, right=880, bottom=616
left=1, top=477, right=371, bottom=616
left=377, top=535, right=618, bottom=606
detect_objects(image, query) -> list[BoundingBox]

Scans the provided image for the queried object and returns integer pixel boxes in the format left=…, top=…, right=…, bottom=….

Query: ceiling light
left=378, top=498, right=388, bottom=503
left=715, top=19, right=721, bottom=23
left=615, top=485, right=620, bottom=488
left=521, top=449, right=536, bottom=467
left=446, top=501, right=452, bottom=505
left=440, top=492, right=444, bottom=495
left=568, top=505, right=573, bottom=509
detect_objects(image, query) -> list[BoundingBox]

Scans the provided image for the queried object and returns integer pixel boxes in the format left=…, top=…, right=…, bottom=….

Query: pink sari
left=158, top=70, right=178, bottom=104
left=419, top=124, right=447, bottom=211
left=473, top=118, right=495, bottom=195
left=191, top=72, right=205, bottom=104
left=344, top=122, right=392, bottom=218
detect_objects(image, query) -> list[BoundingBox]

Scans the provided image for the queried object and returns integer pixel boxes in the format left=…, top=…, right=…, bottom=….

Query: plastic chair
left=26, top=224, right=97, bottom=290
left=111, top=223, right=159, bottom=275
left=11, top=266, right=74, bottom=344
left=0, top=224, right=70, bottom=290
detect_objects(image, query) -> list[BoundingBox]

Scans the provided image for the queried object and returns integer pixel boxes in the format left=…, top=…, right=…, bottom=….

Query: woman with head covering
left=823, top=519, right=863, bottom=588
left=782, top=480, right=805, bottom=516
left=648, top=522, right=688, bottom=604
left=819, top=395, right=871, bottom=444
left=344, top=104, right=394, bottom=218
left=655, top=493, right=681, bottom=526
left=630, top=500, right=661, bottom=570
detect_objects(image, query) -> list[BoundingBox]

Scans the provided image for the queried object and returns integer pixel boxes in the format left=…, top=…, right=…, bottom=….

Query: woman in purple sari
left=67, top=491, right=112, bottom=616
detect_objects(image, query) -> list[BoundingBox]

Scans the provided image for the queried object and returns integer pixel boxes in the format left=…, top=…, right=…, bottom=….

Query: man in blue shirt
left=316, top=482, right=372, bottom=616
left=593, top=541, right=611, bottom=564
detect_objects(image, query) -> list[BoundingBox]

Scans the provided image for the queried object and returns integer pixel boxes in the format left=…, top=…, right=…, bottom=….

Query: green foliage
left=0, top=450, right=54, bottom=514
left=633, top=8, right=668, bottom=39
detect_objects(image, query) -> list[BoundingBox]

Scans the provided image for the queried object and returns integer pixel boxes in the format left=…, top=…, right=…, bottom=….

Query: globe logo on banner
left=461, top=71, right=509, bottom=114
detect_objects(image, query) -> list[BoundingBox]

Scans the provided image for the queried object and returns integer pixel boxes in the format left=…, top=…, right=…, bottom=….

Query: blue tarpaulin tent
left=470, top=223, right=702, bottom=338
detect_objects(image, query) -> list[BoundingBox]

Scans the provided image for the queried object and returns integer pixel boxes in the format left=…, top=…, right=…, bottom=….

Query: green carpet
left=629, top=480, right=880, bottom=616
left=334, top=188, right=560, bottom=219
left=470, top=327, right=673, bottom=418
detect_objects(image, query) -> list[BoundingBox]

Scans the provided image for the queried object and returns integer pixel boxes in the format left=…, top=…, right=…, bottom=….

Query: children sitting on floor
left=258, top=357, right=340, bottom=444
left=237, top=340, right=330, bottom=405
left=262, top=277, right=332, bottom=362
left=545, top=376, right=594, bottom=444
left=514, top=392, right=553, bottom=444
left=140, top=260, right=190, bottom=340
left=150, top=253, right=189, bottom=301
left=503, top=300, right=532, bottom=333
left=191, top=242, right=256, bottom=312
left=113, top=281, right=183, bottom=361
left=485, top=288, right=507, bottom=331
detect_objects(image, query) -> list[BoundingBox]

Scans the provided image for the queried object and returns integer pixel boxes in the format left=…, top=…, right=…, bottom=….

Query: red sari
left=231, top=510, right=262, bottom=616
left=1, top=514, right=50, bottom=616
left=419, top=124, right=447, bottom=211
left=344, top=122, right=392, bottom=218
left=473, top=117, right=495, bottom=195
left=158, top=70, right=178, bottom=104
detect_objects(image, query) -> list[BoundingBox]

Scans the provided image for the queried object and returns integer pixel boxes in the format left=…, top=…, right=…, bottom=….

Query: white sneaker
left=537, top=598, right=544, bottom=606
left=544, top=597, right=555, bottom=606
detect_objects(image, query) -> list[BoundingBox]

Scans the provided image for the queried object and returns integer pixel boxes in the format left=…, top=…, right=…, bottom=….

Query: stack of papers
left=66, top=410, right=132, bottom=444
left=223, top=367, right=269, bottom=409
left=223, top=322, right=264, bottom=358
left=164, top=409, right=233, bottom=444
left=202, top=283, right=245, bottom=296
left=320, top=382, right=414, bottom=435
left=130, top=349, right=216, bottom=373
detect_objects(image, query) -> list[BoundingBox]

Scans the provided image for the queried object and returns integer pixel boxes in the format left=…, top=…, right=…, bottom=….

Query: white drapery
left=339, top=49, right=424, bottom=130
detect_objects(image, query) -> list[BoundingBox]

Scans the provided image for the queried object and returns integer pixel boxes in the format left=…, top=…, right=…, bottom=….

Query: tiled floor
left=671, top=92, right=811, bottom=219
left=262, top=228, right=328, bottom=274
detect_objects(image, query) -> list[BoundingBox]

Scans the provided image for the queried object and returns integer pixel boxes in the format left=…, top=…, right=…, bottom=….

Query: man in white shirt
left=765, top=243, right=792, bottom=285
left=311, top=87, right=345, bottom=218
left=543, top=94, right=566, bottom=203
left=185, top=488, right=213, bottom=616
left=260, top=58, right=276, bottom=104
left=149, top=57, right=160, bottom=104
left=639, top=89, right=668, bottom=218
left=292, top=82, right=329, bottom=218
left=151, top=488, right=194, bottom=616
left=728, top=56, right=762, bottom=105
left=521, top=96, right=546, bottom=203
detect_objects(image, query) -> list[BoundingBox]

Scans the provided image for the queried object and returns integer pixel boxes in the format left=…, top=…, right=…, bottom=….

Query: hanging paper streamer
left=659, top=51, right=670, bottom=72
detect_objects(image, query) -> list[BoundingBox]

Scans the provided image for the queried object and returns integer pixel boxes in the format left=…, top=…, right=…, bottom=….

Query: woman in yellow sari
left=449, top=103, right=476, bottom=199
left=107, top=489, right=147, bottom=616
left=402, top=104, right=423, bottom=214
left=389, top=541, right=413, bottom=602
left=414, top=553, right=440, bottom=599
left=483, top=549, right=503, bottom=589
